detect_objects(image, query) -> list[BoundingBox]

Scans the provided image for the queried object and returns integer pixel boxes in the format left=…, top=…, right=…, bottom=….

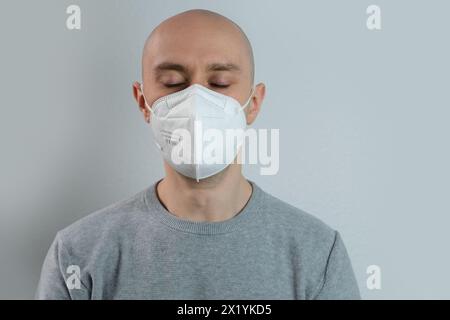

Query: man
left=36, top=9, right=360, bottom=300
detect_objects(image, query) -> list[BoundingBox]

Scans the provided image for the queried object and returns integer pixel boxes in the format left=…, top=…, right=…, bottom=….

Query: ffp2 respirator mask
left=141, top=83, right=254, bottom=181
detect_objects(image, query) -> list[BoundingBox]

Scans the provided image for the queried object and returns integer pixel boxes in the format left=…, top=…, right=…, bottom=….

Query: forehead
left=144, top=24, right=249, bottom=74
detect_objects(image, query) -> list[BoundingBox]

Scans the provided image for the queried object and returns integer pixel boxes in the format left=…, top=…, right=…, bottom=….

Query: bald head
left=142, top=9, right=254, bottom=86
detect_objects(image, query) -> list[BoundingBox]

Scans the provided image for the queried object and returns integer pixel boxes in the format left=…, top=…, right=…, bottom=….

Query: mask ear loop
left=141, top=84, right=163, bottom=153
left=234, top=86, right=255, bottom=169
left=140, top=83, right=155, bottom=117
left=240, top=86, right=255, bottom=112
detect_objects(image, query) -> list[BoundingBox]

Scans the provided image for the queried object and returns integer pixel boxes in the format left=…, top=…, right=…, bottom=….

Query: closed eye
left=210, top=83, right=230, bottom=88
left=164, top=83, right=185, bottom=88
left=164, top=83, right=230, bottom=89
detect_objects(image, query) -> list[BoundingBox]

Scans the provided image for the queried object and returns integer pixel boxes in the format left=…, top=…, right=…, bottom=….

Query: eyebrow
left=153, top=62, right=241, bottom=74
left=206, top=63, right=241, bottom=73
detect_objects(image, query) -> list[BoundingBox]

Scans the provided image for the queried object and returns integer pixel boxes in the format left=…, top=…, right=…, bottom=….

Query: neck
left=156, top=164, right=253, bottom=222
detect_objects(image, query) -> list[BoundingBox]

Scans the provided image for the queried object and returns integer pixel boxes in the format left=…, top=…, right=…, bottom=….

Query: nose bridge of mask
left=141, top=83, right=254, bottom=115
left=142, top=83, right=226, bottom=117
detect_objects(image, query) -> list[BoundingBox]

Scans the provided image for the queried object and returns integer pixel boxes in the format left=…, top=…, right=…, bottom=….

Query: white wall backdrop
left=1, top=0, right=449, bottom=299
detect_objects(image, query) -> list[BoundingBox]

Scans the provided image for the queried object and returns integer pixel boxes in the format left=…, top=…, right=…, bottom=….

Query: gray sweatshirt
left=35, top=180, right=360, bottom=299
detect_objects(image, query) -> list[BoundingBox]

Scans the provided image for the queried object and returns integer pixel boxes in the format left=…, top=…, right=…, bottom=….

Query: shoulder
left=55, top=188, right=149, bottom=255
left=256, top=186, right=358, bottom=298
left=257, top=187, right=337, bottom=246
left=255, top=185, right=340, bottom=274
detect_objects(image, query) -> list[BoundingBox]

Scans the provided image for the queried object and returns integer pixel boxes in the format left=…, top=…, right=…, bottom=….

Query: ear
left=245, top=83, right=266, bottom=125
left=132, top=81, right=150, bottom=123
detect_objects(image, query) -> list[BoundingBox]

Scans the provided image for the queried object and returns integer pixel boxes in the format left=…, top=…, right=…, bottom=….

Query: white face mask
left=141, top=83, right=254, bottom=181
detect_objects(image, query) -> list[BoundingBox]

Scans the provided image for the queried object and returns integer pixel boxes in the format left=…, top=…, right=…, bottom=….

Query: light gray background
left=1, top=0, right=449, bottom=299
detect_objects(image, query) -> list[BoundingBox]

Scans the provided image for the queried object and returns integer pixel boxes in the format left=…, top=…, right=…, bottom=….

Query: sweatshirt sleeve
left=312, top=231, right=361, bottom=300
left=35, top=232, right=90, bottom=300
